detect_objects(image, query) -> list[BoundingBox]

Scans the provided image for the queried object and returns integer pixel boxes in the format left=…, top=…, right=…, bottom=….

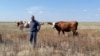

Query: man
left=30, top=15, right=41, bottom=47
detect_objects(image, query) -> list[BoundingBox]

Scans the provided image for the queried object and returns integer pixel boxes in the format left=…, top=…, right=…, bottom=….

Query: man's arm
left=37, top=21, right=41, bottom=32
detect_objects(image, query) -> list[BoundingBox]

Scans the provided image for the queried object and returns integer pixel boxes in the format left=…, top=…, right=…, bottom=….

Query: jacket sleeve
left=37, top=21, right=41, bottom=31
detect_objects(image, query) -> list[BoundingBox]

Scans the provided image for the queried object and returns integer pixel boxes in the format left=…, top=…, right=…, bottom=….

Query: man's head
left=31, top=15, right=35, bottom=21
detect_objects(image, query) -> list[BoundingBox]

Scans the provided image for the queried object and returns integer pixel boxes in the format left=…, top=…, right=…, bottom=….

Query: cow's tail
left=75, top=21, right=78, bottom=35
left=75, top=21, right=78, bottom=30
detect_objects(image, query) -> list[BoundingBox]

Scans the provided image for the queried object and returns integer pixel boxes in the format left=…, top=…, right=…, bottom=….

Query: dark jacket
left=30, top=20, right=41, bottom=32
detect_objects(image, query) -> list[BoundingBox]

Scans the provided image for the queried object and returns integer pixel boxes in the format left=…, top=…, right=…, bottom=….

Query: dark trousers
left=30, top=32, right=37, bottom=46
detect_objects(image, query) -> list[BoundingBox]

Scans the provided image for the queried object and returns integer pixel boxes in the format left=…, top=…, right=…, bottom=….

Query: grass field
left=0, top=22, right=100, bottom=56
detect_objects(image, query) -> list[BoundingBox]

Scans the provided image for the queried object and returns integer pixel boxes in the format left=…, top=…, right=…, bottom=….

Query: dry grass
left=0, top=22, right=100, bottom=56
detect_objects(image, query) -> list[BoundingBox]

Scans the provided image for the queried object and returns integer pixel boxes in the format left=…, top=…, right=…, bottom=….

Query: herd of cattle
left=17, top=21, right=78, bottom=36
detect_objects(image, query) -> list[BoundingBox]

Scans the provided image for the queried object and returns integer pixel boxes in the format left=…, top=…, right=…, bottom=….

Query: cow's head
left=17, top=21, right=23, bottom=27
left=17, top=22, right=20, bottom=27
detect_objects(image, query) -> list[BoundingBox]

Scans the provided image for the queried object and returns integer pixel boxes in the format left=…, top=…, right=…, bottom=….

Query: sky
left=0, top=0, right=100, bottom=22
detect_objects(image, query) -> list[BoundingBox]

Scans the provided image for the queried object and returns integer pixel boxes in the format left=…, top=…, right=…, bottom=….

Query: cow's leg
left=58, top=30, right=60, bottom=35
left=75, top=31, right=78, bottom=36
left=73, top=30, right=79, bottom=37
left=19, top=24, right=24, bottom=32
left=72, top=30, right=76, bottom=36
left=62, top=31, right=66, bottom=37
left=57, top=30, right=61, bottom=37
left=62, top=31, right=65, bottom=35
left=71, top=27, right=77, bottom=36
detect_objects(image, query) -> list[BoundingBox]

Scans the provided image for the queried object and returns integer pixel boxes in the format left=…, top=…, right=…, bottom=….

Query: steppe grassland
left=0, top=22, right=100, bottom=56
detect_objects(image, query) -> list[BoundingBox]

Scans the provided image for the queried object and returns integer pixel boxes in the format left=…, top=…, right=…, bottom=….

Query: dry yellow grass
left=0, top=22, right=100, bottom=56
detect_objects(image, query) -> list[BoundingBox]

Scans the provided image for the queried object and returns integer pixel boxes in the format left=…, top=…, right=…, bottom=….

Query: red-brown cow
left=54, top=21, right=78, bottom=36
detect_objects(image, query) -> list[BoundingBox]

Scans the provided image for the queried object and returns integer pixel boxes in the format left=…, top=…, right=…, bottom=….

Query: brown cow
left=16, top=21, right=30, bottom=31
left=54, top=21, right=78, bottom=36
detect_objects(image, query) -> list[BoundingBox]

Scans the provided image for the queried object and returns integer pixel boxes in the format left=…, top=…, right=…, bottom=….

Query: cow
left=47, top=22, right=56, bottom=28
left=16, top=21, right=30, bottom=31
left=23, top=21, right=30, bottom=28
left=17, top=21, right=44, bottom=28
left=47, top=22, right=53, bottom=25
left=17, top=21, right=23, bottom=27
left=53, top=21, right=78, bottom=36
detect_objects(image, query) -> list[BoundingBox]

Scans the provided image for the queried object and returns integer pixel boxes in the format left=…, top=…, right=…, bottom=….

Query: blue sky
left=0, top=0, right=100, bottom=22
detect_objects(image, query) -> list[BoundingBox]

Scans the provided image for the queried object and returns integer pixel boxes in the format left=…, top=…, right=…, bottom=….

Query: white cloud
left=39, top=11, right=43, bottom=14
left=97, top=8, right=100, bottom=11
left=95, top=14, right=99, bottom=16
left=83, top=9, right=87, bottom=12
left=28, top=11, right=33, bottom=14
left=27, top=6, right=44, bottom=14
